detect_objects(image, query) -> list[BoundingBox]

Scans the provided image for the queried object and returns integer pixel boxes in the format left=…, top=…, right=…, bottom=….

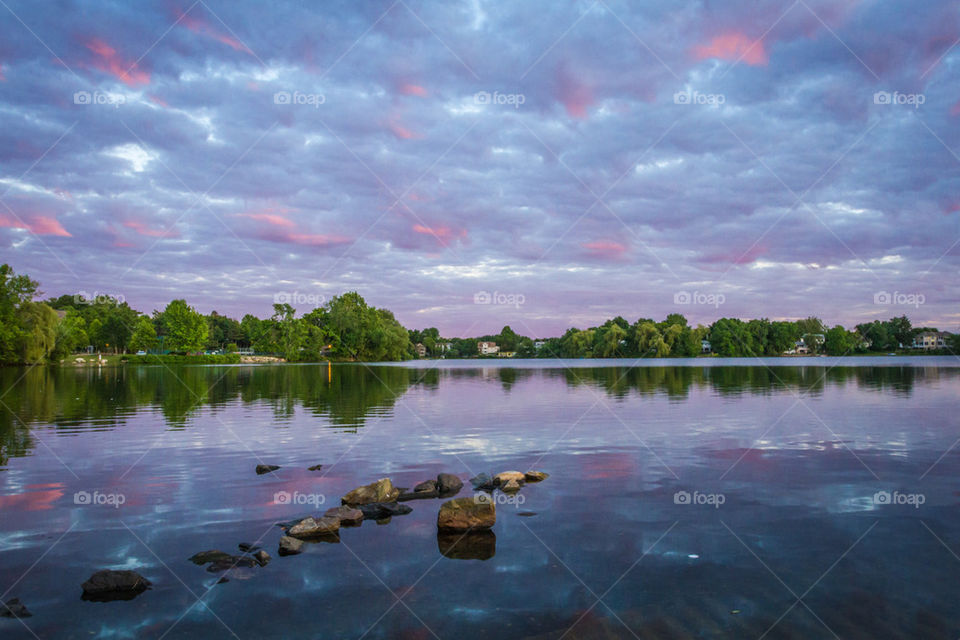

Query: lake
left=1, top=357, right=959, bottom=639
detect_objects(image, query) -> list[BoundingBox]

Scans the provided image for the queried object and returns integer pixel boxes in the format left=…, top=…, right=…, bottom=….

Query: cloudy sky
left=1, top=0, right=958, bottom=337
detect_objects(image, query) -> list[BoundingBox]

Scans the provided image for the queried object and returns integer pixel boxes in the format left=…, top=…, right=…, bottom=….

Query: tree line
left=0, top=264, right=955, bottom=365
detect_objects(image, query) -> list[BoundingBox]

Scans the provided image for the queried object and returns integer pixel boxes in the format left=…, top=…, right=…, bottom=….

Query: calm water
left=1, top=357, right=960, bottom=639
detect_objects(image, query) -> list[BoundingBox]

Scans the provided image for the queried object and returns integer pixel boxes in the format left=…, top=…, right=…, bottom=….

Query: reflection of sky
left=1, top=362, right=960, bottom=638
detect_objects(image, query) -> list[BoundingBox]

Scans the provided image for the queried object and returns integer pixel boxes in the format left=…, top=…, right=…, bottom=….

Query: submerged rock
left=278, top=536, right=303, bottom=556
left=287, top=515, right=340, bottom=539
left=517, top=511, right=538, bottom=517
left=493, top=471, right=526, bottom=487
left=324, top=505, right=364, bottom=526
left=437, top=497, right=495, bottom=532
left=253, top=550, right=271, bottom=567
left=206, top=556, right=256, bottom=573
left=0, top=598, right=31, bottom=618
left=81, top=570, right=151, bottom=602
left=358, top=502, right=412, bottom=520
left=469, top=473, right=495, bottom=491
left=524, top=470, right=549, bottom=483
left=237, top=542, right=260, bottom=553
left=189, top=550, right=233, bottom=565
left=501, top=478, right=522, bottom=493
left=437, top=473, right=463, bottom=496
left=437, top=530, right=496, bottom=561
left=308, top=464, right=323, bottom=471
left=342, top=478, right=400, bottom=505
left=255, top=464, right=280, bottom=475
left=398, top=480, right=439, bottom=501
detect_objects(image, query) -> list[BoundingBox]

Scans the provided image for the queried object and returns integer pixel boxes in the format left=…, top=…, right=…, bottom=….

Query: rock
left=501, top=478, right=522, bottom=493
left=324, top=505, right=364, bottom=526
left=358, top=502, right=412, bottom=520
left=493, top=471, right=526, bottom=486
left=308, top=464, right=323, bottom=471
left=278, top=536, right=303, bottom=556
left=206, top=556, right=257, bottom=573
left=81, top=570, right=151, bottom=601
left=237, top=542, right=260, bottom=553
left=437, top=497, right=495, bottom=532
left=287, top=515, right=340, bottom=539
left=342, top=478, right=400, bottom=505
left=398, top=490, right=437, bottom=502
left=437, top=473, right=463, bottom=496
left=517, top=511, right=538, bottom=517
left=469, top=473, right=495, bottom=491
left=415, top=479, right=438, bottom=493
left=217, top=577, right=229, bottom=584
left=253, top=550, right=271, bottom=567
left=437, top=531, right=496, bottom=560
left=256, top=464, right=280, bottom=475
left=524, top=471, right=549, bottom=483
left=0, top=598, right=31, bottom=618
left=189, top=550, right=233, bottom=565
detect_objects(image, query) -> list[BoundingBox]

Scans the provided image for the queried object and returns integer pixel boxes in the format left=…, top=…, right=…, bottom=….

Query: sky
left=0, top=0, right=958, bottom=338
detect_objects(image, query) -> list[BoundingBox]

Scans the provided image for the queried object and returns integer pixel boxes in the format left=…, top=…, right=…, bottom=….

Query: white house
left=478, top=341, right=500, bottom=355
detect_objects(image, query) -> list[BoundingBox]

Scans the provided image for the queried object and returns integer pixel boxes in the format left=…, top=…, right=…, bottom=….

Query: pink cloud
left=85, top=38, right=150, bottom=86
left=950, top=99, right=960, bottom=117
left=148, top=94, right=169, bottom=107
left=389, top=120, right=422, bottom=140
left=0, top=63, right=5, bottom=81
left=693, top=32, right=769, bottom=66
left=239, top=213, right=295, bottom=228
left=412, top=223, right=467, bottom=247
left=556, top=63, right=594, bottom=119
left=286, top=233, right=351, bottom=247
left=582, top=240, right=628, bottom=259
left=399, top=83, right=428, bottom=97
left=0, top=213, right=71, bottom=236
left=123, top=220, right=178, bottom=238
left=175, top=8, right=253, bottom=54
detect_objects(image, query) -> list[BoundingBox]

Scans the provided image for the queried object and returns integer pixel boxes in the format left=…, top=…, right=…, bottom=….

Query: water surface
left=1, top=358, right=959, bottom=639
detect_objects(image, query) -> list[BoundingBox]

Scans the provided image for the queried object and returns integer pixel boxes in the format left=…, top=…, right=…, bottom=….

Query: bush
left=121, top=353, right=241, bottom=365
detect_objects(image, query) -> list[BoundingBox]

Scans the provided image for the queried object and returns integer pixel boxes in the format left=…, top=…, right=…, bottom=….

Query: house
left=437, top=342, right=452, bottom=353
left=534, top=340, right=546, bottom=350
left=912, top=331, right=950, bottom=350
left=477, top=341, right=499, bottom=355
left=701, top=339, right=711, bottom=354
left=414, top=343, right=427, bottom=357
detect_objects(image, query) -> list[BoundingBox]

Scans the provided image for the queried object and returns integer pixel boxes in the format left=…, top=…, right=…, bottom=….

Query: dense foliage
left=0, top=264, right=955, bottom=364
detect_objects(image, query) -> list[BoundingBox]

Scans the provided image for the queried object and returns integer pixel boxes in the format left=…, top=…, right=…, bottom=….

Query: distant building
left=414, top=343, right=427, bottom=357
left=912, top=331, right=950, bottom=350
left=437, top=342, right=452, bottom=353
left=534, top=340, right=546, bottom=350
left=701, top=339, right=711, bottom=354
left=478, top=341, right=499, bottom=355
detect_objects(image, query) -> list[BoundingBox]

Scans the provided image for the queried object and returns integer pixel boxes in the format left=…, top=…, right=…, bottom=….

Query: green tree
left=0, top=264, right=39, bottom=363
left=824, top=325, right=855, bottom=356
left=129, top=316, right=159, bottom=352
left=160, top=299, right=209, bottom=352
